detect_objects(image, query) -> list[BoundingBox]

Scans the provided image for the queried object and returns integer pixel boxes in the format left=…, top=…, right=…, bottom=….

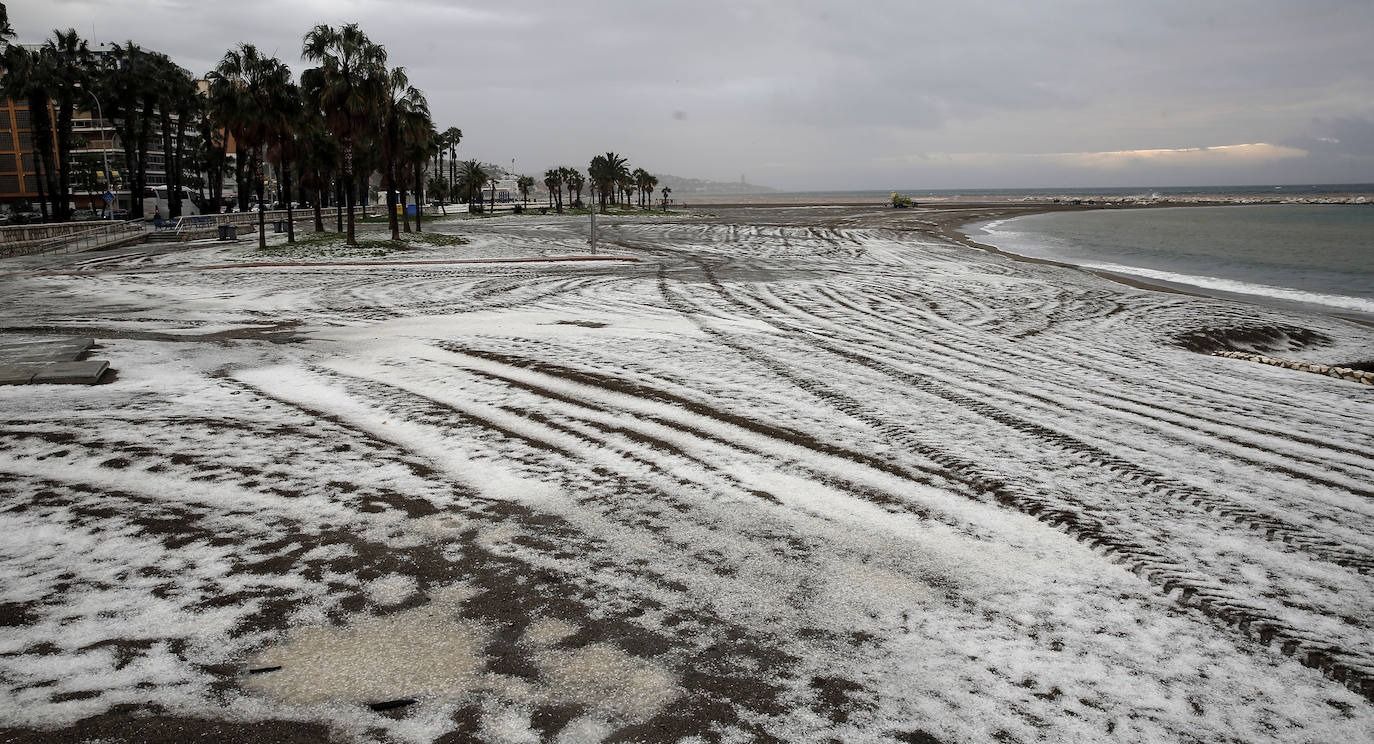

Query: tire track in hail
left=656, top=260, right=1374, bottom=702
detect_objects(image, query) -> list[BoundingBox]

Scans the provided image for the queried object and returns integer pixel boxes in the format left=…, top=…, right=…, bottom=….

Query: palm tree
left=267, top=79, right=302, bottom=243
left=456, top=159, right=487, bottom=212
left=661, top=186, right=672, bottom=211
left=404, top=115, right=437, bottom=232
left=208, top=43, right=292, bottom=249
left=379, top=65, right=427, bottom=241
left=632, top=168, right=657, bottom=209
left=428, top=174, right=449, bottom=213
left=302, top=23, right=386, bottom=246
left=543, top=168, right=562, bottom=212
left=439, top=126, right=462, bottom=195
left=588, top=152, right=628, bottom=214
left=151, top=53, right=198, bottom=218
left=516, top=175, right=534, bottom=206
left=193, top=91, right=230, bottom=213
left=565, top=169, right=585, bottom=208
left=0, top=41, right=56, bottom=219
left=43, top=29, right=95, bottom=221
left=298, top=67, right=338, bottom=232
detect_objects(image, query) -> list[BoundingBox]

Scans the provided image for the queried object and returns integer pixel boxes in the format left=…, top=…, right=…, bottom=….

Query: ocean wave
left=1080, top=262, right=1374, bottom=314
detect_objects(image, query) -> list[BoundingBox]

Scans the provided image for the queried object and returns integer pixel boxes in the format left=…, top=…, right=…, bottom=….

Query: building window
left=0, top=174, right=19, bottom=192
left=0, top=153, right=15, bottom=171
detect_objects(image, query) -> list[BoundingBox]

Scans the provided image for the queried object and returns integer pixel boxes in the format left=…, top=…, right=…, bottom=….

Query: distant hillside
left=652, top=174, right=775, bottom=195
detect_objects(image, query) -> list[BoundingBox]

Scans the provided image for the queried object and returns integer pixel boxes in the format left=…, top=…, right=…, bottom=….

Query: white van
left=142, top=186, right=202, bottom=218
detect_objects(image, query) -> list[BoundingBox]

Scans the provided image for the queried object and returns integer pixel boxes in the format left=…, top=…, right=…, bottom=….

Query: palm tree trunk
left=335, top=179, right=344, bottom=232
left=56, top=99, right=76, bottom=222
left=255, top=151, right=267, bottom=250
left=314, top=185, right=324, bottom=232
left=283, top=154, right=295, bottom=244
left=32, top=150, right=51, bottom=221
left=386, top=159, right=400, bottom=241
left=343, top=140, right=356, bottom=245
left=414, top=162, right=424, bottom=233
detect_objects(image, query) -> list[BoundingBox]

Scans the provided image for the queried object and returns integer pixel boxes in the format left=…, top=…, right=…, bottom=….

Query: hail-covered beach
left=1, top=205, right=1372, bottom=743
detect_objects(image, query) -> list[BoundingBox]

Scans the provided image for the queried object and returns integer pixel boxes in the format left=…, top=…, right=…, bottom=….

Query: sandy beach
left=1, top=207, right=1372, bottom=743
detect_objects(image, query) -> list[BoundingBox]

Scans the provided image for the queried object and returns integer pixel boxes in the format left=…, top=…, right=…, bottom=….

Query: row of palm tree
left=537, top=157, right=666, bottom=214
left=2, top=7, right=676, bottom=235
left=0, top=12, right=461, bottom=244
left=207, top=24, right=447, bottom=248
left=1, top=15, right=221, bottom=223
left=589, top=153, right=667, bottom=213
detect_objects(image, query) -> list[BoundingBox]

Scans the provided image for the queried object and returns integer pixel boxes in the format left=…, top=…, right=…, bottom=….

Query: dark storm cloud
left=11, top=0, right=1374, bottom=189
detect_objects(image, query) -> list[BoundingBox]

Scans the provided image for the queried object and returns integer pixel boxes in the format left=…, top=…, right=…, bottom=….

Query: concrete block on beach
left=0, top=364, right=36, bottom=385
left=0, top=338, right=93, bottom=363
left=29, top=360, right=109, bottom=385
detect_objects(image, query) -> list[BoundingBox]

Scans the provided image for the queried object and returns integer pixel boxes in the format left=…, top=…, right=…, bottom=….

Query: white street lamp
left=73, top=82, right=113, bottom=220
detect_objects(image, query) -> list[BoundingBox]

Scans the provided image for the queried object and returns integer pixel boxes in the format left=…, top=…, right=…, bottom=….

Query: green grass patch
left=237, top=230, right=466, bottom=260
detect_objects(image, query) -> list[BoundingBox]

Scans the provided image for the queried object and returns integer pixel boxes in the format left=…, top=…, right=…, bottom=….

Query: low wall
left=1212, top=351, right=1374, bottom=386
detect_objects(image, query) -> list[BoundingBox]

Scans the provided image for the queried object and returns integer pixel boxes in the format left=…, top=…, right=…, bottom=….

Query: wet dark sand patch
left=1173, top=324, right=1334, bottom=355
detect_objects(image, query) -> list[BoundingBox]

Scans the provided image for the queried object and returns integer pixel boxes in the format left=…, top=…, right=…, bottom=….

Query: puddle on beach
left=243, top=586, right=680, bottom=730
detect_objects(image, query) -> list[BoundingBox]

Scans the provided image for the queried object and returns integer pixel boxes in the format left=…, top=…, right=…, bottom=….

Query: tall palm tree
left=588, top=152, right=628, bottom=214
left=632, top=168, right=657, bottom=209
left=302, top=23, right=386, bottom=246
left=379, top=65, right=427, bottom=241
left=404, top=115, right=437, bottom=232
left=267, top=79, right=302, bottom=243
left=661, top=186, right=671, bottom=211
left=516, top=175, right=534, bottom=206
left=0, top=41, right=55, bottom=219
left=298, top=67, right=338, bottom=232
left=208, top=43, right=292, bottom=249
left=151, top=54, right=198, bottom=218
left=456, top=159, right=487, bottom=213
left=441, top=126, right=462, bottom=194
left=43, top=29, right=94, bottom=221
left=543, top=168, right=562, bottom=212
left=557, top=166, right=576, bottom=209
left=565, top=169, right=585, bottom=208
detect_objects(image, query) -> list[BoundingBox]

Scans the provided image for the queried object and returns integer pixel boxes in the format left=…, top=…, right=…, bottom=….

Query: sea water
left=970, top=205, right=1374, bottom=317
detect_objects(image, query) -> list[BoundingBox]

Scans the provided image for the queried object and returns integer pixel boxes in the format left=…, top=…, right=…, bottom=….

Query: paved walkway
left=0, top=337, right=111, bottom=385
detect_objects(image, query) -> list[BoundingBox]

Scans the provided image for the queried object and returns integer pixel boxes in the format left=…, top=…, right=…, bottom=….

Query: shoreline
left=932, top=204, right=1374, bottom=331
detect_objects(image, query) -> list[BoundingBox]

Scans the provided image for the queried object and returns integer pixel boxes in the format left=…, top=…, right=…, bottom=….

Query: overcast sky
left=11, top=0, right=1374, bottom=190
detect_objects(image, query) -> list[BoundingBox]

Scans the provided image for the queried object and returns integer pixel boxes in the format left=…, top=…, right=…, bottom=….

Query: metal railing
left=0, top=219, right=146, bottom=259
left=172, top=205, right=380, bottom=231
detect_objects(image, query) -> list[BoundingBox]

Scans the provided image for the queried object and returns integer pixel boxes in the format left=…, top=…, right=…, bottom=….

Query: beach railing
left=0, top=219, right=147, bottom=259
left=172, top=205, right=380, bottom=231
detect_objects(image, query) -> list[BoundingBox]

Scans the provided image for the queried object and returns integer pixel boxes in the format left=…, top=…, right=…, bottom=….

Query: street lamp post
left=74, top=82, right=113, bottom=220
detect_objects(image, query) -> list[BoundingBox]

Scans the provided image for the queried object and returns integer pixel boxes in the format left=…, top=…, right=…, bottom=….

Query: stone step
left=0, top=337, right=94, bottom=364
left=0, top=364, right=36, bottom=385
left=29, top=359, right=110, bottom=385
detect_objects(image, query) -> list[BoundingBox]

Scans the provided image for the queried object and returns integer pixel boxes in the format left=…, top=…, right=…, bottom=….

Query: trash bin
left=273, top=220, right=287, bottom=233
left=217, top=224, right=237, bottom=241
